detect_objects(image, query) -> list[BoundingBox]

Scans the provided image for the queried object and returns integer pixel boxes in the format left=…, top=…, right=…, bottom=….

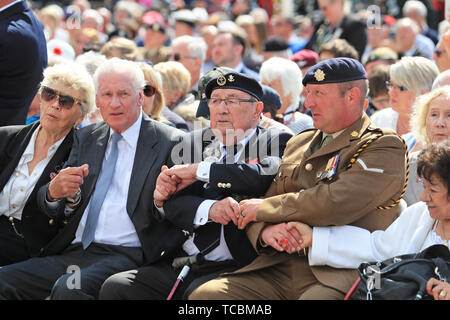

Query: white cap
left=47, top=39, right=75, bottom=61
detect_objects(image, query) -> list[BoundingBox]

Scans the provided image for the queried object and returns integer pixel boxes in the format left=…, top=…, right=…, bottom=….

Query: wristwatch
left=66, top=189, right=81, bottom=208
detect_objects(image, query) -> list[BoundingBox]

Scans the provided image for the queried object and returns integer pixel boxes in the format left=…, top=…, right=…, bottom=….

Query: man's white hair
left=93, top=57, right=146, bottom=93
left=403, top=0, right=427, bottom=17
left=172, top=35, right=207, bottom=63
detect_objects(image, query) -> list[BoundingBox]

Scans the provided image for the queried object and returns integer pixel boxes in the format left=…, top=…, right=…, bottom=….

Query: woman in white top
left=285, top=141, right=450, bottom=299
left=370, top=56, right=439, bottom=150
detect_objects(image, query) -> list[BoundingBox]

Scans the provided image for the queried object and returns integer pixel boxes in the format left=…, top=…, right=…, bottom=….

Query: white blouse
left=0, top=126, right=64, bottom=220
left=308, top=201, right=448, bottom=268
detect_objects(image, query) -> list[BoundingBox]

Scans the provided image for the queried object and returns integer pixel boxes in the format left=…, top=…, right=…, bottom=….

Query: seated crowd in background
left=0, top=0, right=449, bottom=301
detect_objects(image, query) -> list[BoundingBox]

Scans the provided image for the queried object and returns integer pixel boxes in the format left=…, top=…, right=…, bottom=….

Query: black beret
left=262, top=37, right=290, bottom=52
left=302, top=57, right=367, bottom=86
left=196, top=67, right=235, bottom=118
left=205, top=72, right=263, bottom=101
left=261, top=85, right=282, bottom=110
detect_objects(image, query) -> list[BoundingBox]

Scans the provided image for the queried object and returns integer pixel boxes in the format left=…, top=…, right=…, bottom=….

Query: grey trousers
left=0, top=242, right=143, bottom=300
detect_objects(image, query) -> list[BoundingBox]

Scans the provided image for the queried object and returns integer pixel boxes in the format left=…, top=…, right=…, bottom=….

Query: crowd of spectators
left=0, top=0, right=449, bottom=301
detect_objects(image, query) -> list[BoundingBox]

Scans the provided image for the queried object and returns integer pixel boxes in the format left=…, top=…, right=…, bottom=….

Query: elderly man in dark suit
left=0, top=58, right=184, bottom=300
left=0, top=0, right=47, bottom=126
left=99, top=70, right=292, bottom=300
left=190, top=58, right=407, bottom=300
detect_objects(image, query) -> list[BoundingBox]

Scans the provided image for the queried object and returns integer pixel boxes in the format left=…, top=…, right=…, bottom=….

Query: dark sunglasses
left=434, top=49, right=443, bottom=57
left=170, top=53, right=197, bottom=62
left=82, top=42, right=103, bottom=53
left=143, top=85, right=157, bottom=97
left=40, top=86, right=83, bottom=109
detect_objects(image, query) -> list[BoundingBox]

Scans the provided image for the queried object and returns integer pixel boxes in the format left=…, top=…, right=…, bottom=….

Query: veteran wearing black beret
left=98, top=71, right=293, bottom=300
left=189, top=57, right=407, bottom=301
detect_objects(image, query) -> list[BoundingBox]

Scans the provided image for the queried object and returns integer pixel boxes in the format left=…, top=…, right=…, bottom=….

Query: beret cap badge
left=314, top=69, right=325, bottom=82
left=228, top=74, right=235, bottom=82
left=217, top=75, right=226, bottom=86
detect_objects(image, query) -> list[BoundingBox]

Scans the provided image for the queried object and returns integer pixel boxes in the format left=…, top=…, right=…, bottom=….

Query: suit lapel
left=80, top=123, right=110, bottom=202
left=241, top=126, right=262, bottom=163
left=126, top=116, right=159, bottom=217
left=31, top=128, right=74, bottom=196
left=0, top=122, right=39, bottom=190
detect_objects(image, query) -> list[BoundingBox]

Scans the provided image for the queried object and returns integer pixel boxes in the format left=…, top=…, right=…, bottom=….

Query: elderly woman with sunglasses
left=370, top=56, right=439, bottom=151
left=0, top=62, right=95, bottom=266
left=281, top=141, right=450, bottom=300
left=135, top=61, right=173, bottom=128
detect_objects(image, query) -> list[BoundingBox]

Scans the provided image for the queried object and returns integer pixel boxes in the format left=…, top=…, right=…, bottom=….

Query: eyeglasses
left=82, top=42, right=103, bottom=53
left=170, top=53, right=197, bottom=61
left=40, top=86, right=83, bottom=109
left=385, top=81, right=408, bottom=92
left=434, top=49, right=443, bottom=58
left=207, top=97, right=257, bottom=108
left=143, top=85, right=157, bottom=97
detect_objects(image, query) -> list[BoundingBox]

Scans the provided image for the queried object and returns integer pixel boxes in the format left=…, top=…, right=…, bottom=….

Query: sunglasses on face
left=434, top=49, right=443, bottom=58
left=385, top=81, right=408, bottom=92
left=170, top=53, right=197, bottom=61
left=143, top=85, right=157, bottom=97
left=40, top=87, right=83, bottom=109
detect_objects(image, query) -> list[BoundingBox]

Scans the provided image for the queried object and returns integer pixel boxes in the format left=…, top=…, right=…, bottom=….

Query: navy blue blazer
left=161, top=126, right=292, bottom=267
left=0, top=122, right=74, bottom=257
left=0, top=1, right=47, bottom=126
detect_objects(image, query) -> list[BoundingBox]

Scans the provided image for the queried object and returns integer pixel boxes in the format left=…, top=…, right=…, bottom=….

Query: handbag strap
left=432, top=257, right=449, bottom=281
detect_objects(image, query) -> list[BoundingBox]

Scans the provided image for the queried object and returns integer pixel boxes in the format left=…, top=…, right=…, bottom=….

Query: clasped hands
left=153, top=164, right=314, bottom=254
left=153, top=164, right=261, bottom=229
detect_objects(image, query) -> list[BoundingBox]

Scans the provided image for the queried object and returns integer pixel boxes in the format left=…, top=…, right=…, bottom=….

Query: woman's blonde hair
left=39, top=62, right=96, bottom=119
left=136, top=62, right=165, bottom=120
left=39, top=4, right=64, bottom=26
left=410, top=85, right=450, bottom=146
left=154, top=61, right=191, bottom=100
left=100, top=37, right=141, bottom=61
left=390, top=56, right=439, bottom=96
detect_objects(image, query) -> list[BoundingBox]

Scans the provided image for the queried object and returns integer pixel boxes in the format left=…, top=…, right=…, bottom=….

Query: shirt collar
left=109, top=111, right=143, bottom=149
left=283, top=105, right=297, bottom=122
left=322, top=128, right=345, bottom=142
left=234, top=62, right=245, bottom=73
left=22, top=125, right=66, bottom=161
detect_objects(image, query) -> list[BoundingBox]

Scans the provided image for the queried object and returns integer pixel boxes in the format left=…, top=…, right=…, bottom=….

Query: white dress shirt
left=308, top=202, right=448, bottom=269
left=182, top=128, right=258, bottom=261
left=0, top=125, right=64, bottom=220
left=72, top=114, right=143, bottom=247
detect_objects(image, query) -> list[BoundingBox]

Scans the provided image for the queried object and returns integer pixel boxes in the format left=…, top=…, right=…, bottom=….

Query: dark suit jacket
left=37, top=115, right=186, bottom=264
left=0, top=1, right=47, bottom=126
left=237, top=64, right=260, bottom=81
left=306, top=15, right=367, bottom=61
left=0, top=121, right=74, bottom=257
left=162, top=126, right=292, bottom=267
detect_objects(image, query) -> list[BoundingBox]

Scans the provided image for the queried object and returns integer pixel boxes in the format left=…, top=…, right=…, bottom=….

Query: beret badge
left=217, top=75, right=226, bottom=86
left=314, top=69, right=325, bottom=82
left=228, top=74, right=235, bottom=82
